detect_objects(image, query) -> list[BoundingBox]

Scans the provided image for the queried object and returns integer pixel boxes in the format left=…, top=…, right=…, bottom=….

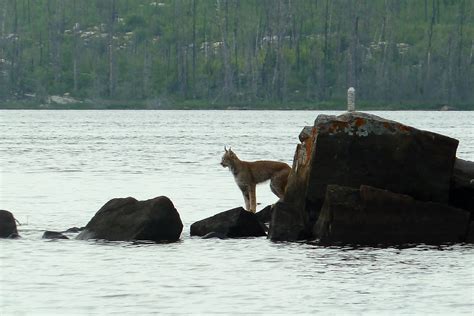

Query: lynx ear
left=224, top=146, right=228, bottom=152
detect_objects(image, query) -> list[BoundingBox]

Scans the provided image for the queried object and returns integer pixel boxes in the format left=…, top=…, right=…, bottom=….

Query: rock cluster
left=3, top=111, right=473, bottom=246
left=269, top=112, right=473, bottom=244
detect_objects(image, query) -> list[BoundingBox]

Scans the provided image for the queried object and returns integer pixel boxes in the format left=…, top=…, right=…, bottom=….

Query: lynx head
left=221, top=146, right=237, bottom=168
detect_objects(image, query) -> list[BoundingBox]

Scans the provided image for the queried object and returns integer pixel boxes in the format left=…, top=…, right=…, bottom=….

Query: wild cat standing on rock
left=220, top=147, right=291, bottom=213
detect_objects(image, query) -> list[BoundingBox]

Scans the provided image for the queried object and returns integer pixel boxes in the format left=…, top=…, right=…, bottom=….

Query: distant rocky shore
left=1, top=112, right=473, bottom=245
left=1, top=95, right=471, bottom=111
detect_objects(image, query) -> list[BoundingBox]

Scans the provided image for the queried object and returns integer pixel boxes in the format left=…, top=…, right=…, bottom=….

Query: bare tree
left=108, top=0, right=117, bottom=97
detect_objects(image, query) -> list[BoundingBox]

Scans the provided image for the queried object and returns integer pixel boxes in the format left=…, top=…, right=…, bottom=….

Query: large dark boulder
left=0, top=210, right=19, bottom=238
left=450, top=158, right=474, bottom=219
left=270, top=112, right=459, bottom=241
left=190, top=207, right=267, bottom=238
left=77, top=196, right=183, bottom=242
left=314, top=185, right=470, bottom=245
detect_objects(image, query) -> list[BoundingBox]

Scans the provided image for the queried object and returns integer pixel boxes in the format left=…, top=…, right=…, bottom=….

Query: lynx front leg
left=240, top=185, right=251, bottom=211
left=249, top=184, right=257, bottom=213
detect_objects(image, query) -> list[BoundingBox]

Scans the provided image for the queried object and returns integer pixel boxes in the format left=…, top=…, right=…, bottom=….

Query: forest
left=0, top=0, right=473, bottom=109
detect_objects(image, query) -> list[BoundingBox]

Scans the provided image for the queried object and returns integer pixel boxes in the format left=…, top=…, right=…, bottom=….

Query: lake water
left=1, top=110, right=473, bottom=314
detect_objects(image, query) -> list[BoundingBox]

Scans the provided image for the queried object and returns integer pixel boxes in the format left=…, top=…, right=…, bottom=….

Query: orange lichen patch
left=398, top=124, right=411, bottom=132
left=327, top=121, right=349, bottom=134
left=304, top=136, right=314, bottom=162
left=354, top=117, right=366, bottom=128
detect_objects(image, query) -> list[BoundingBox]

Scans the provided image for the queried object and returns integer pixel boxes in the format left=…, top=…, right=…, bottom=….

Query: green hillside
left=0, top=0, right=473, bottom=109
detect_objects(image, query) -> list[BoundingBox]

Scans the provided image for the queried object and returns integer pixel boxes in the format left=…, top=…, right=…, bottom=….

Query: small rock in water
left=63, top=226, right=85, bottom=233
left=0, top=210, right=19, bottom=238
left=42, top=231, right=69, bottom=239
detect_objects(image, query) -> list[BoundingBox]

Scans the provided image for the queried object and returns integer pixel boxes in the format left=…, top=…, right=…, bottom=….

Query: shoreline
left=1, top=100, right=472, bottom=111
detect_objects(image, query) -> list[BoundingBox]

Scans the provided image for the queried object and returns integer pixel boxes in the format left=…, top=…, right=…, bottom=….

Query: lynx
left=220, top=147, right=291, bottom=213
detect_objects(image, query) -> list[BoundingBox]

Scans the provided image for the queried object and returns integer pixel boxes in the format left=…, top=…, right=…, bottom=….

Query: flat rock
left=314, top=185, right=470, bottom=245
left=77, top=196, right=183, bottom=242
left=190, top=207, right=267, bottom=238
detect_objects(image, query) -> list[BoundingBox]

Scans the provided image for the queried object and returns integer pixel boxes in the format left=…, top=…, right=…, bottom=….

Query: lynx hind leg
left=270, top=180, right=284, bottom=200
left=270, top=170, right=289, bottom=200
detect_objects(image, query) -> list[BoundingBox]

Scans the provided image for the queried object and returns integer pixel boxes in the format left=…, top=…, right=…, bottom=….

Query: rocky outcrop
left=77, top=196, right=183, bottom=242
left=269, top=112, right=459, bottom=241
left=190, top=207, right=267, bottom=238
left=450, top=158, right=474, bottom=219
left=314, top=185, right=470, bottom=245
left=0, top=210, right=19, bottom=238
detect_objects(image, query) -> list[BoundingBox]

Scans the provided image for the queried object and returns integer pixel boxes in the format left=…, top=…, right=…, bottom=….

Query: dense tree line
left=0, top=0, right=473, bottom=108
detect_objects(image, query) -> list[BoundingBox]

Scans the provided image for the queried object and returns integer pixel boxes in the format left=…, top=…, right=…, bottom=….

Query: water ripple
left=1, top=110, right=473, bottom=314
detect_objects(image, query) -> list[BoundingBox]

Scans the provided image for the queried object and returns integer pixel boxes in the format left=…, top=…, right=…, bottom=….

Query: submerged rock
left=269, top=112, right=459, bottom=241
left=42, top=231, right=69, bottom=239
left=190, top=207, right=267, bottom=238
left=314, top=185, right=470, bottom=245
left=77, top=196, right=183, bottom=242
left=201, top=232, right=228, bottom=239
left=0, top=210, right=19, bottom=238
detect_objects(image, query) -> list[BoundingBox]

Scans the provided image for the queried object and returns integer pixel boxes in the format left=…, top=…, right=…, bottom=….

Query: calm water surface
left=1, top=110, right=473, bottom=314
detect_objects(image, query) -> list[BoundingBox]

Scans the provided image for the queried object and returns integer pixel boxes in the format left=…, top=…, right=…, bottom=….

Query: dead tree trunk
left=108, top=0, right=117, bottom=97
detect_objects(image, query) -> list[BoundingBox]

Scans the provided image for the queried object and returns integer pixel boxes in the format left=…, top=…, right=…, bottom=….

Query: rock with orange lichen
left=269, top=112, right=460, bottom=242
